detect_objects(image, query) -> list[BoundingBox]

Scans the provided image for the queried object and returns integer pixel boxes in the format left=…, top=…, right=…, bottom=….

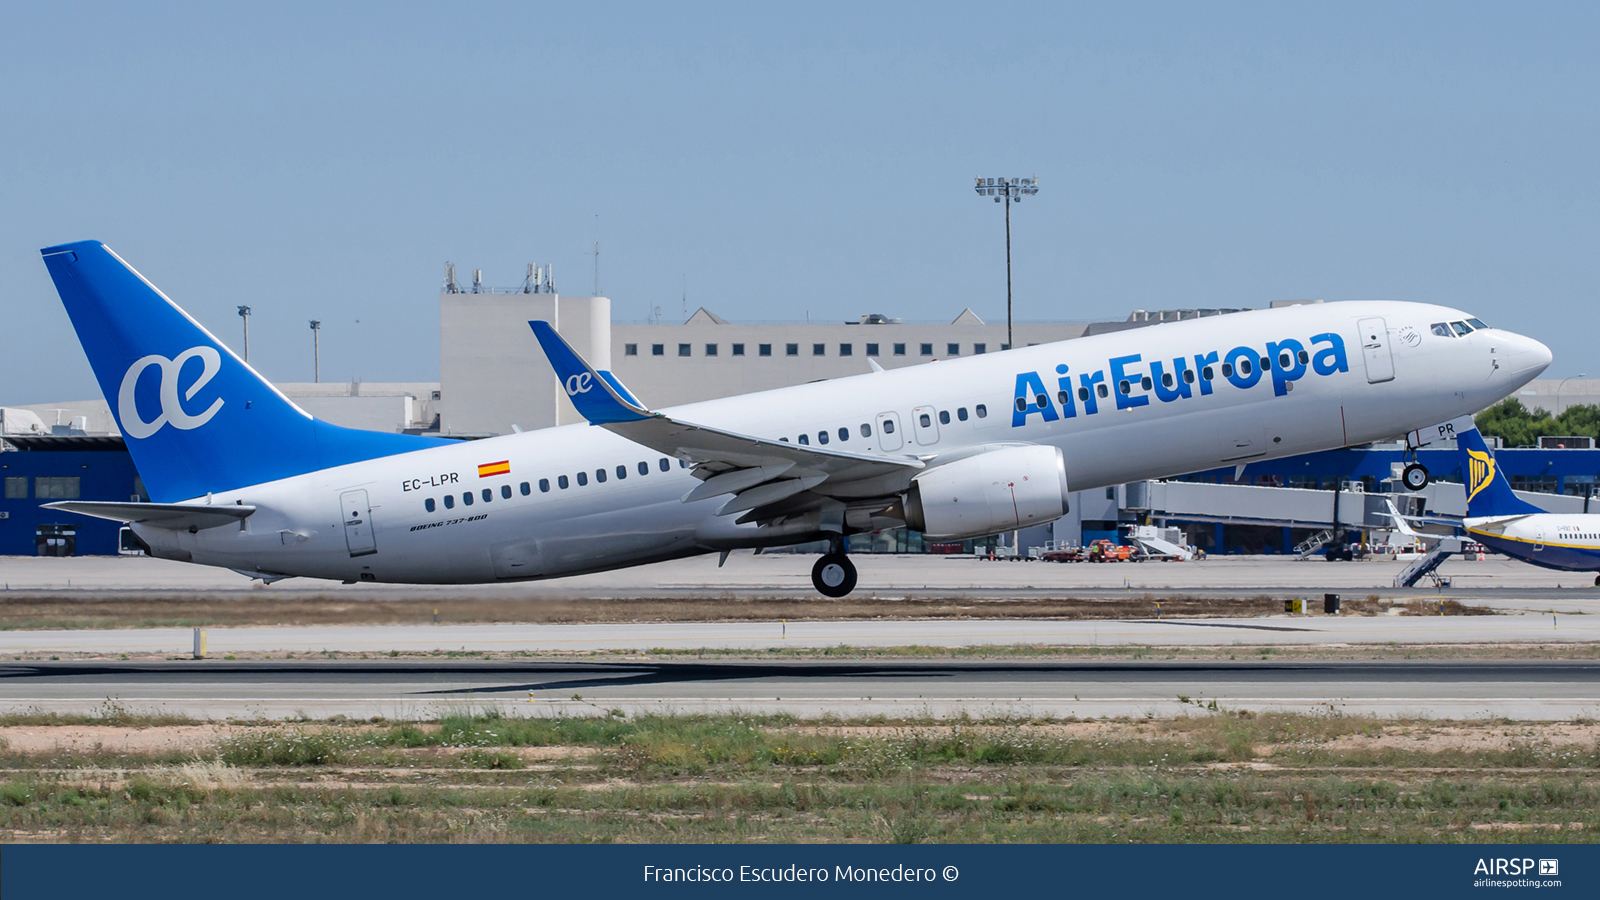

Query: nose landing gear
left=811, top=537, right=857, bottom=597
left=1401, top=462, right=1430, bottom=491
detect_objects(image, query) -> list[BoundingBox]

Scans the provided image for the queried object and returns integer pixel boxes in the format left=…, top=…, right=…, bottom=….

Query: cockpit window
left=1430, top=323, right=1454, bottom=337
left=1450, top=321, right=1473, bottom=336
left=1467, top=317, right=1489, bottom=330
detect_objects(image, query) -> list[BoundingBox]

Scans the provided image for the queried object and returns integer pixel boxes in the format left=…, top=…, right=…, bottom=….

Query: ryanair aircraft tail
left=40, top=241, right=444, bottom=502
left=1455, top=421, right=1544, bottom=518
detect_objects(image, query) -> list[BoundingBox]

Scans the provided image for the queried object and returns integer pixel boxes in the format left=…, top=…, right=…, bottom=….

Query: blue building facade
left=0, top=440, right=143, bottom=556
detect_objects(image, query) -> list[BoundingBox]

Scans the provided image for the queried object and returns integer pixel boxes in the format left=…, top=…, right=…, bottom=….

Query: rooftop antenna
left=682, top=275, right=687, bottom=319
left=444, top=262, right=459, bottom=294
left=523, top=264, right=535, bottom=294
left=472, top=269, right=483, bottom=294
left=587, top=215, right=600, bottom=296
left=236, top=305, right=252, bottom=362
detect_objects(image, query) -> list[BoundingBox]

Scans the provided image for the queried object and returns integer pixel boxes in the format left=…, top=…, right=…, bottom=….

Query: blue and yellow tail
left=1455, top=422, right=1544, bottom=518
left=41, top=241, right=445, bottom=502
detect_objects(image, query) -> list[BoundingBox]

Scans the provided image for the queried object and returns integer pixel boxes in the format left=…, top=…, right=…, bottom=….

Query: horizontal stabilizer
left=42, top=500, right=254, bottom=532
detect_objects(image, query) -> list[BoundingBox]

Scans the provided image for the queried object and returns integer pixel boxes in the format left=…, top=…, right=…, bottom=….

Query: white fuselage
left=1466, top=515, right=1600, bottom=572
left=136, top=301, right=1549, bottom=584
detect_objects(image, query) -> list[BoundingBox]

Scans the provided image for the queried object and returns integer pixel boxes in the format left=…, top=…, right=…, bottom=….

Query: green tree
left=1474, top=399, right=1600, bottom=448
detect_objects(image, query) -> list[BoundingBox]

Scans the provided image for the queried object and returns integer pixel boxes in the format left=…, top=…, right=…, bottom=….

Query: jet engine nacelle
left=903, top=444, right=1069, bottom=539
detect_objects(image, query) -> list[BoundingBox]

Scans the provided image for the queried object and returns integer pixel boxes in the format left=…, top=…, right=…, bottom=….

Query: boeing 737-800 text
left=39, top=241, right=1552, bottom=596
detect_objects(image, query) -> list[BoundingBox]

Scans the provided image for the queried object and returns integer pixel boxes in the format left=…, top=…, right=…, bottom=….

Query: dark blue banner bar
left=3, top=844, right=1593, bottom=899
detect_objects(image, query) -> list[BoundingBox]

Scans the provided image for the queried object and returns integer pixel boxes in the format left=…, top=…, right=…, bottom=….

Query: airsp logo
left=117, top=346, right=225, bottom=439
left=564, top=373, right=594, bottom=396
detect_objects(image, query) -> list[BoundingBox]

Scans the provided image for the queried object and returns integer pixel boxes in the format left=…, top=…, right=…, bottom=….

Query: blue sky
left=2, top=2, right=1596, bottom=402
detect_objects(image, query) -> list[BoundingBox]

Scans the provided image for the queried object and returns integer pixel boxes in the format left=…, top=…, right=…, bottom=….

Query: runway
left=2, top=611, right=1594, bottom=658
left=1, top=658, right=1595, bottom=720
left=6, top=554, right=1600, bottom=612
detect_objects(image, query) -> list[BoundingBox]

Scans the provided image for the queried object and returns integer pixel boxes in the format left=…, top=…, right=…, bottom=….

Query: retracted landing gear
left=1401, top=463, right=1430, bottom=492
left=1593, top=574, right=1599, bottom=588
left=812, top=537, right=857, bottom=598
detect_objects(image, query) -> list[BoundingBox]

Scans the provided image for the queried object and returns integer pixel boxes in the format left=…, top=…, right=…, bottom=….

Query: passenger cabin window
left=425, top=498, right=435, bottom=512
left=1183, top=369, right=1195, bottom=384
left=638, top=461, right=648, bottom=475
left=443, top=495, right=454, bottom=509
left=482, top=488, right=492, bottom=502
left=939, top=410, right=950, bottom=424
left=975, top=404, right=987, bottom=418
left=501, top=485, right=512, bottom=499
left=1141, top=376, right=1152, bottom=390
left=1202, top=366, right=1214, bottom=380
left=1161, top=373, right=1173, bottom=388
left=624, top=343, right=638, bottom=356
left=652, top=344, right=664, bottom=356
left=759, top=343, right=772, bottom=356
left=957, top=407, right=968, bottom=421
left=558, top=475, right=569, bottom=489
left=659, top=458, right=671, bottom=471
left=616, top=465, right=626, bottom=479
left=1222, top=363, right=1235, bottom=378
left=462, top=492, right=473, bottom=506
left=1016, top=397, right=1027, bottom=411
left=539, top=479, right=550, bottom=492
left=860, top=423, right=872, bottom=437
left=1450, top=321, right=1472, bottom=336
left=595, top=468, right=606, bottom=483
left=1430, top=323, right=1453, bottom=337
left=1278, top=353, right=1291, bottom=368
left=1297, top=350, right=1309, bottom=365
left=1078, top=387, right=1089, bottom=401
left=798, top=434, right=810, bottom=445
left=521, top=481, right=531, bottom=495
left=838, top=427, right=849, bottom=441
left=893, top=343, right=907, bottom=356
left=1096, top=384, right=1109, bottom=398
left=576, top=472, right=588, bottom=486
left=1119, top=381, right=1131, bottom=395
left=817, top=430, right=828, bottom=444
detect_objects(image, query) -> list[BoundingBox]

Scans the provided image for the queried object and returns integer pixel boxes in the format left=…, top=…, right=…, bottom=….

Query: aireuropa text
left=642, top=865, right=943, bottom=883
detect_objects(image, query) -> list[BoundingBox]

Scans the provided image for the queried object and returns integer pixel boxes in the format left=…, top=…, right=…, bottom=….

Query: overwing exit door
left=1357, top=317, right=1395, bottom=383
left=341, top=489, right=377, bottom=557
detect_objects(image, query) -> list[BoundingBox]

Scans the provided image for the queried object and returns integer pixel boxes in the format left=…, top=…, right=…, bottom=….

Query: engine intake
left=902, top=444, right=1069, bottom=539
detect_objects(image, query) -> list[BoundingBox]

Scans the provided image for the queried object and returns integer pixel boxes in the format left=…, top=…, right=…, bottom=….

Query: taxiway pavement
left=0, top=659, right=1593, bottom=721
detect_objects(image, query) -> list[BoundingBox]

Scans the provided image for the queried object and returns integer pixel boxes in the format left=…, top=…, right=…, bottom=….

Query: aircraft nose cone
left=1505, top=332, right=1553, bottom=378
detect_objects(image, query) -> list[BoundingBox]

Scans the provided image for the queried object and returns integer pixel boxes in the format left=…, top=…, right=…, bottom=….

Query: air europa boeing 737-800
left=38, top=241, right=1551, bottom=596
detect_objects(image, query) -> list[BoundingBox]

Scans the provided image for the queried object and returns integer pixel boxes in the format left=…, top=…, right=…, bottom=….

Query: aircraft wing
left=42, top=500, right=255, bottom=531
left=528, top=321, right=923, bottom=515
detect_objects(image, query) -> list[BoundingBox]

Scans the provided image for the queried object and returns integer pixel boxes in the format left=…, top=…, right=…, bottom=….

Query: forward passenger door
left=875, top=412, right=903, bottom=451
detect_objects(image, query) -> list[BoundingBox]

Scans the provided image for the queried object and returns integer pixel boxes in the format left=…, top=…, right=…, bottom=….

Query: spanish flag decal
left=478, top=460, right=511, bottom=478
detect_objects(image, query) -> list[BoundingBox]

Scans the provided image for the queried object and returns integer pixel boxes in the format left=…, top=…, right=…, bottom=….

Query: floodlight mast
left=973, top=176, right=1039, bottom=351
left=309, top=320, right=322, bottom=383
left=236, top=305, right=252, bottom=362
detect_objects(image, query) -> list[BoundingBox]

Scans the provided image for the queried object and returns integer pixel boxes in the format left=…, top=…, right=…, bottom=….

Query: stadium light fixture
left=973, top=176, right=1039, bottom=351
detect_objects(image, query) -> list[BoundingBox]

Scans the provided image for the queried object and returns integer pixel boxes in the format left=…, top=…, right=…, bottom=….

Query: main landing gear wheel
left=812, top=553, right=857, bottom=598
left=1401, top=463, right=1430, bottom=491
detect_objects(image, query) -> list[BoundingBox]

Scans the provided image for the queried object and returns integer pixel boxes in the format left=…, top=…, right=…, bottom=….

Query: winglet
left=528, top=321, right=652, bottom=424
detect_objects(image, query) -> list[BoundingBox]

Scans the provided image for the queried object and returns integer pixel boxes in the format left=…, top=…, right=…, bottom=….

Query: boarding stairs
left=1125, top=525, right=1194, bottom=561
left=1394, top=538, right=1462, bottom=588
left=1295, top=529, right=1336, bottom=560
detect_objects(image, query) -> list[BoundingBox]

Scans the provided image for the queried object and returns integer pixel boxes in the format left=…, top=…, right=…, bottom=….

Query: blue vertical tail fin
left=41, top=241, right=445, bottom=502
left=1454, top=422, right=1544, bottom=518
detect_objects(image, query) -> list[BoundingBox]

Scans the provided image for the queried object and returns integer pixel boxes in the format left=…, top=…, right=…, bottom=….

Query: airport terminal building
left=4, top=281, right=1595, bottom=557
